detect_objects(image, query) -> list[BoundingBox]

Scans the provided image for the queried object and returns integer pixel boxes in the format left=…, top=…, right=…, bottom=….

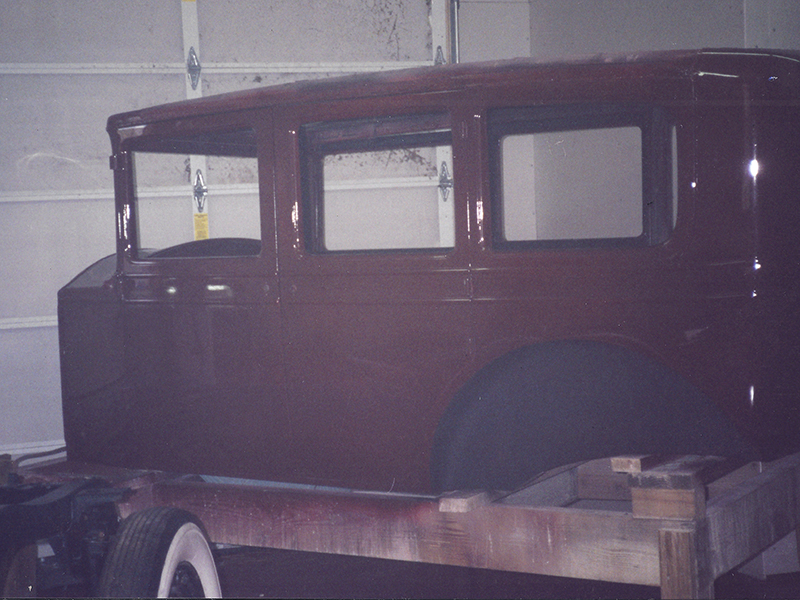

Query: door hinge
left=438, top=161, right=454, bottom=202
left=187, top=46, right=201, bottom=91
left=109, top=152, right=129, bottom=171
left=193, top=169, right=208, bottom=212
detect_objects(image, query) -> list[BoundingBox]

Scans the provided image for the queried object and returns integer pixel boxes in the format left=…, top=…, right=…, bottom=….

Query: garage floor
left=214, top=545, right=800, bottom=599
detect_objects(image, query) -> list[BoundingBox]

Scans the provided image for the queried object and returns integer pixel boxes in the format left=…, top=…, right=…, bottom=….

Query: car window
left=490, top=106, right=673, bottom=248
left=301, top=113, right=453, bottom=252
left=128, top=128, right=261, bottom=258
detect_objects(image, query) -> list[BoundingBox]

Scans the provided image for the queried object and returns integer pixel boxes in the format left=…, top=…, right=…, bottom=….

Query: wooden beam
left=705, top=452, right=800, bottom=579
left=502, top=463, right=578, bottom=507
left=438, top=490, right=498, bottom=513
left=707, top=462, right=762, bottom=499
left=659, top=526, right=713, bottom=599
left=629, top=456, right=742, bottom=520
left=577, top=458, right=631, bottom=501
left=611, top=455, right=674, bottom=474
left=24, top=453, right=800, bottom=596
left=140, top=479, right=672, bottom=587
left=632, top=487, right=706, bottom=520
left=629, top=456, right=739, bottom=491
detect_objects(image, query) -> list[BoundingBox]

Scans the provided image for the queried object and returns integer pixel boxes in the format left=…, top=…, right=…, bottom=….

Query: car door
left=110, top=108, right=287, bottom=481
left=273, top=96, right=475, bottom=492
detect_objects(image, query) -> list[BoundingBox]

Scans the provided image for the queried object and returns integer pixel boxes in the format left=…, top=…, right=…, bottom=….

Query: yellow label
left=194, top=213, right=209, bottom=240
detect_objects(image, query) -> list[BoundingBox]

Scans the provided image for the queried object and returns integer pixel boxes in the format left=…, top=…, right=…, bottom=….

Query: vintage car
left=0, top=47, right=790, bottom=598
left=57, top=49, right=800, bottom=499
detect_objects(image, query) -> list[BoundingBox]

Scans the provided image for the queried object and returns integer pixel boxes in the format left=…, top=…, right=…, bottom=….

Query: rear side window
left=301, top=113, right=453, bottom=253
left=489, top=106, right=673, bottom=248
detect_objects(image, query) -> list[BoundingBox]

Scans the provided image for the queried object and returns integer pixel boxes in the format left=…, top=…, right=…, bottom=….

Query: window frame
left=488, top=104, right=674, bottom=250
left=120, top=118, right=264, bottom=263
left=300, top=113, right=454, bottom=255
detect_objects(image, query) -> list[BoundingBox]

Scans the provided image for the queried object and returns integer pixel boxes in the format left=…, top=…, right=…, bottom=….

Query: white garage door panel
left=1, top=75, right=108, bottom=193
left=458, top=1, right=531, bottom=62
left=201, top=72, right=338, bottom=96
left=1, top=75, right=184, bottom=193
left=0, top=327, right=63, bottom=449
left=529, top=0, right=744, bottom=58
left=0, top=0, right=181, bottom=64
left=0, top=200, right=115, bottom=318
left=198, top=0, right=431, bottom=63
left=745, top=1, right=800, bottom=49
left=0, top=0, right=186, bottom=457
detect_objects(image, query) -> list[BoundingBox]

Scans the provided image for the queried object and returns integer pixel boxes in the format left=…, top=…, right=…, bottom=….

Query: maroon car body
left=58, top=49, right=800, bottom=495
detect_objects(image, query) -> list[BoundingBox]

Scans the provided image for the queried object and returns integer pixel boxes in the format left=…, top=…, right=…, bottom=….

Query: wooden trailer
left=6, top=450, right=799, bottom=598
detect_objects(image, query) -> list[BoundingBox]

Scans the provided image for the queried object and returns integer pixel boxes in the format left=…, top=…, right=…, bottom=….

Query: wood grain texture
left=705, top=452, right=800, bottom=579
left=632, top=487, right=706, bottom=520
left=659, top=526, right=713, bottom=599
left=21, top=453, right=800, bottom=597
left=141, top=479, right=671, bottom=586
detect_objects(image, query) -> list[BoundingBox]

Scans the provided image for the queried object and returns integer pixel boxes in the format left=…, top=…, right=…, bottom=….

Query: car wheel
left=97, top=507, right=220, bottom=598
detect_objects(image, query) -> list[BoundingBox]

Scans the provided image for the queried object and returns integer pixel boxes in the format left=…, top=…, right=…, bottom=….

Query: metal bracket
left=187, top=46, right=201, bottom=90
left=193, top=169, right=208, bottom=213
left=434, top=46, right=447, bottom=66
left=109, top=152, right=128, bottom=171
left=438, top=161, right=454, bottom=202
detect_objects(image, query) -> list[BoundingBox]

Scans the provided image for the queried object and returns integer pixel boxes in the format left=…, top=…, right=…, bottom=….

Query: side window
left=490, top=106, right=673, bottom=248
left=127, top=128, right=260, bottom=258
left=301, top=113, right=453, bottom=252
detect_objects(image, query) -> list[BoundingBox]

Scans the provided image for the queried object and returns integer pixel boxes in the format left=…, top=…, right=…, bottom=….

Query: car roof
left=107, top=49, right=800, bottom=132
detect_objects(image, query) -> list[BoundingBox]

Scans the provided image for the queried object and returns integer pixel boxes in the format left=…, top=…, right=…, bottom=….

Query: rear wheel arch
left=430, top=339, right=754, bottom=493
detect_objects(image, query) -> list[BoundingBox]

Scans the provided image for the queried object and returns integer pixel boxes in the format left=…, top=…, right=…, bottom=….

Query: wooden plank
left=632, top=487, right=706, bottom=520
left=439, top=490, right=498, bottom=513
left=502, top=465, right=578, bottom=507
left=705, top=452, right=800, bottom=579
left=796, top=528, right=800, bottom=573
left=707, top=461, right=762, bottom=499
left=504, top=457, right=632, bottom=506
left=659, top=526, right=713, bottom=599
left=23, top=453, right=800, bottom=594
left=611, top=455, right=674, bottom=474
left=738, top=532, right=799, bottom=579
left=629, top=456, right=739, bottom=491
left=0, top=454, right=11, bottom=481
left=577, top=458, right=631, bottom=501
left=794, top=528, right=800, bottom=567
left=137, top=479, right=672, bottom=587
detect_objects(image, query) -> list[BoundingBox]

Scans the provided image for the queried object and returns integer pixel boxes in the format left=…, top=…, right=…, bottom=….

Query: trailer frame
left=7, top=451, right=799, bottom=598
